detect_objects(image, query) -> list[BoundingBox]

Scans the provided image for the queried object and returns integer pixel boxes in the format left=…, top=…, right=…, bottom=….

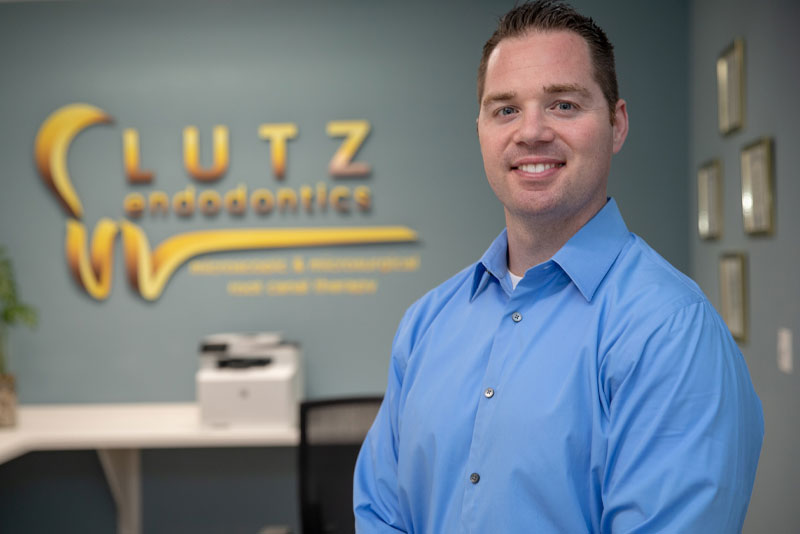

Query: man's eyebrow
left=481, top=91, right=516, bottom=108
left=482, top=84, right=591, bottom=108
left=543, top=83, right=591, bottom=96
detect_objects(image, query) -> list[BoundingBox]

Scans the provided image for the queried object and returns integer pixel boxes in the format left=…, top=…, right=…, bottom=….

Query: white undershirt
left=508, top=270, right=523, bottom=289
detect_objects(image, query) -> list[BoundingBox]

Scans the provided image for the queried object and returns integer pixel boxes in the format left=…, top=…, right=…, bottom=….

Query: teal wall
left=689, top=0, right=800, bottom=532
left=0, top=1, right=692, bottom=532
left=0, top=0, right=505, bottom=403
left=0, top=0, right=689, bottom=405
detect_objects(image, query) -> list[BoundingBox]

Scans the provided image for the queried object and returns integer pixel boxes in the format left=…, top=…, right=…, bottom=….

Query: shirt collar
left=471, top=228, right=510, bottom=300
left=471, top=199, right=630, bottom=302
left=552, top=198, right=630, bottom=301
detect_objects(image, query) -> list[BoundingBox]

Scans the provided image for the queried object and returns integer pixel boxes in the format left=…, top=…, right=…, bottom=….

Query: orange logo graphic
left=35, top=103, right=417, bottom=301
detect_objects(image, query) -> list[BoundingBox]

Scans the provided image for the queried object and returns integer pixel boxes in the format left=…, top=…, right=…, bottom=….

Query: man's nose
left=511, top=108, right=555, bottom=145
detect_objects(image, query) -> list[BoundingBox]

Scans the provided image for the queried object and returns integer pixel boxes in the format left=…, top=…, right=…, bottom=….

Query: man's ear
left=612, top=99, right=629, bottom=154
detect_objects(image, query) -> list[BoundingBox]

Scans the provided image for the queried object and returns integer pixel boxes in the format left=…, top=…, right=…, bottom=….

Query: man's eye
left=555, top=102, right=574, bottom=111
left=497, top=106, right=516, bottom=116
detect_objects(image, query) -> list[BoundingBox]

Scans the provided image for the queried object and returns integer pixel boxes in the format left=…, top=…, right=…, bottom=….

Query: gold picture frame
left=697, top=159, right=722, bottom=239
left=719, top=253, right=747, bottom=342
left=741, top=137, right=774, bottom=235
left=717, top=39, right=745, bottom=135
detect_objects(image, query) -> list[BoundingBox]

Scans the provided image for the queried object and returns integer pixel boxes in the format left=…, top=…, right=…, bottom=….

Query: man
left=354, top=1, right=764, bottom=532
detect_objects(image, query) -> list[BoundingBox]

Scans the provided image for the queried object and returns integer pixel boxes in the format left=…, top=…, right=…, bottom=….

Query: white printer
left=196, top=332, right=303, bottom=428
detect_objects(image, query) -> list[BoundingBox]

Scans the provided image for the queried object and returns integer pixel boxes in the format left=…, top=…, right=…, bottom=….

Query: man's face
left=477, top=30, right=628, bottom=229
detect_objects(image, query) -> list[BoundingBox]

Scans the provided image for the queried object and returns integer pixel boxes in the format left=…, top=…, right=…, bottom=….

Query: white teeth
left=518, top=163, right=562, bottom=173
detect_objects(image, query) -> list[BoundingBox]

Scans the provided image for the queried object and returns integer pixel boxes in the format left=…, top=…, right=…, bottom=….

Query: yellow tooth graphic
left=34, top=103, right=113, bottom=219
left=65, top=218, right=119, bottom=300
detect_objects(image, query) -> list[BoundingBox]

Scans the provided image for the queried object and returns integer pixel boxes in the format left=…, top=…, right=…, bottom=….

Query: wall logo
left=34, top=103, right=417, bottom=301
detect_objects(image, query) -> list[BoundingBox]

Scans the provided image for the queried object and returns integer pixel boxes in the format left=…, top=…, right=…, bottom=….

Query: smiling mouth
left=515, top=162, right=565, bottom=173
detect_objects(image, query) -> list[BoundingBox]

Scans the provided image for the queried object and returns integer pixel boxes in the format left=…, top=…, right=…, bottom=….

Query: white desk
left=0, top=403, right=300, bottom=534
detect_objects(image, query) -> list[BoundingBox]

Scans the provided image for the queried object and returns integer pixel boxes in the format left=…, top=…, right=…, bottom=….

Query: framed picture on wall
left=741, top=137, right=774, bottom=235
left=717, top=38, right=744, bottom=135
left=697, top=159, right=722, bottom=239
left=719, top=253, right=747, bottom=342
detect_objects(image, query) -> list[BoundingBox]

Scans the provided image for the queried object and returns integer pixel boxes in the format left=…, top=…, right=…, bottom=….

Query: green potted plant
left=0, top=246, right=37, bottom=427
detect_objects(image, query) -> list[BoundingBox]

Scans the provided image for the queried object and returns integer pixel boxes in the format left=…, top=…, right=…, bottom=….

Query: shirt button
left=484, top=387, right=495, bottom=398
left=512, top=312, right=522, bottom=322
left=470, top=472, right=480, bottom=484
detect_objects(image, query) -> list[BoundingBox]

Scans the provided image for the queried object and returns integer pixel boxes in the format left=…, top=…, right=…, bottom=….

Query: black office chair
left=298, top=396, right=383, bottom=534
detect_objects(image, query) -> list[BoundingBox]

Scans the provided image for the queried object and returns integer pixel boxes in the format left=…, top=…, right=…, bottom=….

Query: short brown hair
left=477, top=1, right=619, bottom=120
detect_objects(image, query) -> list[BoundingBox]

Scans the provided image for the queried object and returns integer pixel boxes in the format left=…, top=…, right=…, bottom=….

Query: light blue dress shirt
left=354, top=199, right=763, bottom=533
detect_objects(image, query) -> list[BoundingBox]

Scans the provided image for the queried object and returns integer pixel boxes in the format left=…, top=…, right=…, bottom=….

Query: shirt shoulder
left=604, top=234, right=707, bottom=321
left=598, top=234, right=738, bottom=391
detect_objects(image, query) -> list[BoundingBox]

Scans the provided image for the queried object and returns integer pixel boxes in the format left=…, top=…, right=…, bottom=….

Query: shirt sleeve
left=353, top=311, right=413, bottom=533
left=599, top=300, right=764, bottom=533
